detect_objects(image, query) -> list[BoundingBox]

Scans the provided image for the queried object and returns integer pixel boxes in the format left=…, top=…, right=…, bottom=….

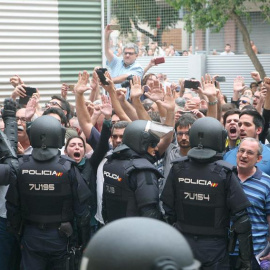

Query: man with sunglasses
left=104, top=25, right=143, bottom=91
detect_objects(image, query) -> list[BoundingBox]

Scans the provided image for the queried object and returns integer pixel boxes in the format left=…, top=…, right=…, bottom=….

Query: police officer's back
left=6, top=116, right=91, bottom=270
left=161, top=117, right=253, bottom=270
left=102, top=120, right=172, bottom=222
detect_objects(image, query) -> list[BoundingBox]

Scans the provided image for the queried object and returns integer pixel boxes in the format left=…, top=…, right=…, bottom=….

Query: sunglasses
left=239, top=100, right=250, bottom=104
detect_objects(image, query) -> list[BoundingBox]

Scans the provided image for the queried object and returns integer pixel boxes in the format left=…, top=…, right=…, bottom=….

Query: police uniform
left=161, top=117, right=252, bottom=270
left=6, top=116, right=91, bottom=270
left=102, top=120, right=173, bottom=223
left=102, top=146, right=162, bottom=222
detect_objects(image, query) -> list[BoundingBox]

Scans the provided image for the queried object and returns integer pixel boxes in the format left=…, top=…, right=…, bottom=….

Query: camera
left=121, top=75, right=134, bottom=88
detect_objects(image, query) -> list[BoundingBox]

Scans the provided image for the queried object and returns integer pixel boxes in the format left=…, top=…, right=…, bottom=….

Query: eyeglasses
left=238, top=148, right=257, bottom=156
left=16, top=117, right=26, bottom=123
left=239, top=100, right=250, bottom=104
left=177, top=131, right=189, bottom=137
left=124, top=52, right=136, bottom=56
left=112, top=135, right=123, bottom=139
left=46, top=101, right=64, bottom=110
left=149, top=141, right=158, bottom=148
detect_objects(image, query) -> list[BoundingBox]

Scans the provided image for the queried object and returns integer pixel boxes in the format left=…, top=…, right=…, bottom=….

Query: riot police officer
left=102, top=120, right=172, bottom=222
left=161, top=117, right=253, bottom=270
left=80, top=217, right=201, bottom=270
left=6, top=115, right=91, bottom=270
left=0, top=98, right=19, bottom=270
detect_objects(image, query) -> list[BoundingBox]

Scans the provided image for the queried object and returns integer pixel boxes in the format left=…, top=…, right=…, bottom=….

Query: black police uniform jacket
left=6, top=154, right=91, bottom=231
left=161, top=157, right=250, bottom=237
left=102, top=145, right=162, bottom=222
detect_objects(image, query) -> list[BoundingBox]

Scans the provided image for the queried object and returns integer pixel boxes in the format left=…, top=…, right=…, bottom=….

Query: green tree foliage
left=111, top=0, right=179, bottom=46
left=166, top=0, right=270, bottom=77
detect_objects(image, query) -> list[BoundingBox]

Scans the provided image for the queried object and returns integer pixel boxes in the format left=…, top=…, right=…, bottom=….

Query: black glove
left=2, top=98, right=17, bottom=120
left=235, top=257, right=252, bottom=270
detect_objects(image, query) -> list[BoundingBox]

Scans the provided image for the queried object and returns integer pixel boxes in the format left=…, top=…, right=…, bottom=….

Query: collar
left=121, top=59, right=136, bottom=68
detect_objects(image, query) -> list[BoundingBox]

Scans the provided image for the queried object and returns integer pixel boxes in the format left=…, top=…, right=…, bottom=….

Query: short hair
left=175, top=113, right=197, bottom=131
left=142, top=73, right=156, bottom=86
left=111, top=121, right=129, bottom=134
left=51, top=95, right=71, bottom=119
left=239, top=109, right=265, bottom=129
left=223, top=109, right=241, bottom=126
left=225, top=43, right=231, bottom=47
left=123, top=43, right=139, bottom=54
left=250, top=82, right=257, bottom=88
left=221, top=103, right=236, bottom=113
left=240, top=95, right=253, bottom=105
left=239, top=137, right=262, bottom=156
left=43, top=107, right=68, bottom=127
left=65, top=135, right=86, bottom=152
left=148, top=111, right=161, bottom=122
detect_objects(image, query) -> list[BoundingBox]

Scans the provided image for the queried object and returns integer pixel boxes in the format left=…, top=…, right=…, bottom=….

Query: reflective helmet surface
left=29, top=116, right=65, bottom=160
left=122, top=120, right=160, bottom=154
left=80, top=217, right=200, bottom=270
left=29, top=115, right=65, bottom=149
left=188, top=117, right=227, bottom=159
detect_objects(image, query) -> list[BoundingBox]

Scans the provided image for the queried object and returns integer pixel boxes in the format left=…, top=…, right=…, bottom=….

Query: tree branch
left=132, top=19, right=157, bottom=41
left=230, top=11, right=266, bottom=78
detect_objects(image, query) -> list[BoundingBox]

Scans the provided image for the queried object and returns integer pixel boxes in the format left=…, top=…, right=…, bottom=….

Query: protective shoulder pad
left=215, top=160, right=234, bottom=171
left=125, top=158, right=163, bottom=178
left=171, top=156, right=189, bottom=164
left=59, top=155, right=72, bottom=170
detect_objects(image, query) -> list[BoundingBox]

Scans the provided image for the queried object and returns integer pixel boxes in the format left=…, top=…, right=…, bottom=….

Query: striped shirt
left=234, top=167, right=270, bottom=254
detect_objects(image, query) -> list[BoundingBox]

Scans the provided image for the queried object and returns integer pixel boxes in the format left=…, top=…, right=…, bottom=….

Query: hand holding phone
left=215, top=76, right=226, bottom=82
left=19, top=86, right=37, bottom=105
left=184, top=80, right=200, bottom=89
left=96, top=68, right=109, bottom=85
left=154, top=57, right=165, bottom=65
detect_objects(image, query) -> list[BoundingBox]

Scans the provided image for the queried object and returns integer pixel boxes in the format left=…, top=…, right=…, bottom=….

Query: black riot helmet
left=80, top=217, right=201, bottom=270
left=29, top=115, right=66, bottom=161
left=122, top=120, right=173, bottom=155
left=188, top=117, right=227, bottom=160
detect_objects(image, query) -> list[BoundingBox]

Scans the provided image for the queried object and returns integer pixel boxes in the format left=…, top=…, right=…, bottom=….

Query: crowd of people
left=0, top=25, right=269, bottom=270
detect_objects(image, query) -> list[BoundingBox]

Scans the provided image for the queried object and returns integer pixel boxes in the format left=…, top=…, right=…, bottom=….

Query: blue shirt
left=234, top=168, right=270, bottom=254
left=224, top=143, right=270, bottom=175
left=107, top=55, right=144, bottom=97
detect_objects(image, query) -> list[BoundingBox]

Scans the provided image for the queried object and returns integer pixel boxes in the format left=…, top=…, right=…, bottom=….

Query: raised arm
left=74, top=71, right=94, bottom=139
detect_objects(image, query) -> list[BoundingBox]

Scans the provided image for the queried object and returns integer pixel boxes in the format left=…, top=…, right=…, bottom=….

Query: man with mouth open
left=224, top=110, right=270, bottom=175
left=223, top=109, right=241, bottom=152
left=16, top=108, right=32, bottom=155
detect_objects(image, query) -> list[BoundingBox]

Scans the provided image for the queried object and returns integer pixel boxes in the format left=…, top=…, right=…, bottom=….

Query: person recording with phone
left=104, top=25, right=143, bottom=100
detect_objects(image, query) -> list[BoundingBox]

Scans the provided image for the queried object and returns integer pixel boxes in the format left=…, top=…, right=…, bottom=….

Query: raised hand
left=144, top=79, right=164, bottom=102
left=100, top=95, right=112, bottom=119
left=130, top=75, right=143, bottom=100
left=156, top=86, right=175, bottom=112
left=25, top=98, right=37, bottom=121
left=115, top=88, right=127, bottom=102
left=74, top=70, right=92, bottom=95
left=10, top=75, right=24, bottom=87
left=200, top=74, right=217, bottom=97
left=251, top=71, right=261, bottom=82
left=233, top=76, right=245, bottom=92
left=61, top=83, right=69, bottom=99
left=11, top=84, right=27, bottom=100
